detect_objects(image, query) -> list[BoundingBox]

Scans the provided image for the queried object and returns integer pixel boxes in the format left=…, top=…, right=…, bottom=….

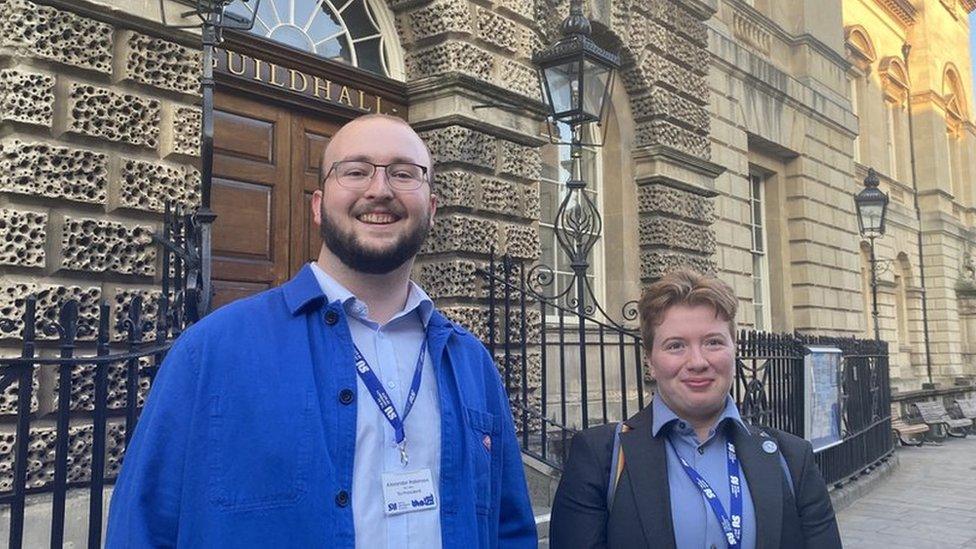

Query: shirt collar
left=309, top=262, right=434, bottom=327
left=651, top=393, right=747, bottom=438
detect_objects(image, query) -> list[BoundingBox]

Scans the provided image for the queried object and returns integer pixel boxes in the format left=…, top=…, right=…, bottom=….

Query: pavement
left=838, top=436, right=976, bottom=548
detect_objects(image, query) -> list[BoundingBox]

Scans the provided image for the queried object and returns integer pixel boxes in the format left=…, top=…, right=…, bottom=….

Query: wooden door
left=211, top=93, right=292, bottom=309
left=289, top=115, right=343, bottom=276
left=212, top=92, right=346, bottom=309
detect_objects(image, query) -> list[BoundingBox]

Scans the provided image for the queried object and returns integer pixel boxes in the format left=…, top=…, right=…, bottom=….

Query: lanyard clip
left=399, top=441, right=409, bottom=467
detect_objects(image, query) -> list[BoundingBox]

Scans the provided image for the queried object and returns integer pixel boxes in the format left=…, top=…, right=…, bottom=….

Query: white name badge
left=381, top=468, right=438, bottom=516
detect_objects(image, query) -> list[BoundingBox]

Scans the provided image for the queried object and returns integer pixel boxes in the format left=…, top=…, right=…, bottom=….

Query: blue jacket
left=106, top=266, right=537, bottom=548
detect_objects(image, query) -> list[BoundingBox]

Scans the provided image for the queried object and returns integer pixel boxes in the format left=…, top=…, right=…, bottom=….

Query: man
left=106, top=114, right=537, bottom=548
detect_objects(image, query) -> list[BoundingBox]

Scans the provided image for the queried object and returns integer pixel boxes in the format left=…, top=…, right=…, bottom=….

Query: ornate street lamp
left=532, top=0, right=619, bottom=126
left=532, top=0, right=619, bottom=429
left=153, top=0, right=260, bottom=321
left=855, top=168, right=889, bottom=340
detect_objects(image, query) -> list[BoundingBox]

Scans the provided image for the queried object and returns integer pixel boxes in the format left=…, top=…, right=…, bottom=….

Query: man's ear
left=311, top=189, right=324, bottom=227
left=428, top=194, right=438, bottom=229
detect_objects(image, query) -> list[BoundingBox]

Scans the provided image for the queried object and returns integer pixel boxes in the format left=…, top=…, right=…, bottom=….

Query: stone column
left=392, top=0, right=549, bottom=410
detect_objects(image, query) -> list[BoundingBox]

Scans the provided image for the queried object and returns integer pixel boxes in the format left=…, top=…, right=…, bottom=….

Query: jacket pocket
left=466, top=407, right=501, bottom=515
left=206, top=391, right=313, bottom=511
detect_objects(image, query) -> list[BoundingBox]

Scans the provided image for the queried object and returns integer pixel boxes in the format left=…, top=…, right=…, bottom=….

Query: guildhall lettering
left=217, top=49, right=389, bottom=114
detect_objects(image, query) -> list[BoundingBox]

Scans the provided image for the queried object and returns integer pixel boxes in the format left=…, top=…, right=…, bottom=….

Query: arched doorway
left=211, top=0, right=407, bottom=308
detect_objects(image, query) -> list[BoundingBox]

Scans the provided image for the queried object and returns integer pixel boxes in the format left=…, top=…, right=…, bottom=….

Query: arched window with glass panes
left=227, top=0, right=404, bottom=80
left=539, top=123, right=604, bottom=315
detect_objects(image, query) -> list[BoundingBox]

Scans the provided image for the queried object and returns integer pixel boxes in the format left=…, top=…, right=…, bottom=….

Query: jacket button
left=335, top=490, right=349, bottom=507
left=324, top=310, right=339, bottom=325
left=339, top=388, right=354, bottom=405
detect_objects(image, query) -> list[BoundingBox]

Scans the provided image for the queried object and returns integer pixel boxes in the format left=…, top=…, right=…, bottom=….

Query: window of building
left=749, top=173, right=771, bottom=331
left=850, top=77, right=861, bottom=163
left=539, top=123, right=603, bottom=313
left=884, top=101, right=898, bottom=179
left=229, top=0, right=401, bottom=78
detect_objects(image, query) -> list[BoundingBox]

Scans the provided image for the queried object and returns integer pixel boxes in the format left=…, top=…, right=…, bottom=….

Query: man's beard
left=320, top=204, right=430, bottom=274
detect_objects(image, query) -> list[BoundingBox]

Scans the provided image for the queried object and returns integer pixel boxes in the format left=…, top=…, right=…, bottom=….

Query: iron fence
left=0, top=205, right=194, bottom=549
left=481, top=253, right=894, bottom=486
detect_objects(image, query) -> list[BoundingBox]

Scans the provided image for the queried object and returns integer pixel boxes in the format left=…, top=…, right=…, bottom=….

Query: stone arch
left=844, top=25, right=877, bottom=73
left=533, top=0, right=712, bottom=159
left=942, top=63, right=968, bottom=123
left=878, top=56, right=910, bottom=105
left=529, top=0, right=718, bottom=284
left=236, top=0, right=406, bottom=79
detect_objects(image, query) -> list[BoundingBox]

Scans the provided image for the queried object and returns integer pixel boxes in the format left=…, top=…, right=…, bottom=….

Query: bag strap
left=606, top=422, right=630, bottom=511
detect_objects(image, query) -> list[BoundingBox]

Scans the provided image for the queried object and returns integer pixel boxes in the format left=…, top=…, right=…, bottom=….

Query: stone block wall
left=607, top=0, right=719, bottom=285
left=393, top=0, right=548, bottom=417
left=707, top=7, right=863, bottom=336
left=0, top=0, right=199, bottom=491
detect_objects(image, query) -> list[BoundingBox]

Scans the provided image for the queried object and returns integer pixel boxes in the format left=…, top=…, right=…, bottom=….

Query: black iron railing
left=0, top=206, right=194, bottom=549
left=482, top=253, right=646, bottom=467
left=482, top=253, right=894, bottom=486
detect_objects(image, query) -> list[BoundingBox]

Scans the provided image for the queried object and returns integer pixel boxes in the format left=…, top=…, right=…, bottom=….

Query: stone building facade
left=1, top=0, right=975, bottom=518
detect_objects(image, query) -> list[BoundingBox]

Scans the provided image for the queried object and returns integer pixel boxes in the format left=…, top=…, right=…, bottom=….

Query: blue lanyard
left=669, top=440, right=742, bottom=548
left=352, top=335, right=427, bottom=466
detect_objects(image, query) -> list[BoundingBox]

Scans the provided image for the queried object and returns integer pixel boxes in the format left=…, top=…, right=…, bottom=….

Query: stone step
left=534, top=507, right=551, bottom=544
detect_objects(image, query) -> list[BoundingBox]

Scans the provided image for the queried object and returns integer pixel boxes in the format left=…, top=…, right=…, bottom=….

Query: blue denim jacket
left=106, top=265, right=537, bottom=548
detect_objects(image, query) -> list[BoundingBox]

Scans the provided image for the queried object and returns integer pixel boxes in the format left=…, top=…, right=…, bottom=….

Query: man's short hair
left=318, top=114, right=435, bottom=190
left=637, top=268, right=738, bottom=350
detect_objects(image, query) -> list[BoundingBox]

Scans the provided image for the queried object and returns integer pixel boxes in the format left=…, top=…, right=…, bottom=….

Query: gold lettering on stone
left=338, top=86, right=352, bottom=106
left=358, top=90, right=367, bottom=110
left=253, top=58, right=266, bottom=81
left=289, top=69, right=308, bottom=93
left=227, top=51, right=246, bottom=76
left=376, top=96, right=382, bottom=113
left=313, top=76, right=332, bottom=100
left=269, top=63, right=286, bottom=87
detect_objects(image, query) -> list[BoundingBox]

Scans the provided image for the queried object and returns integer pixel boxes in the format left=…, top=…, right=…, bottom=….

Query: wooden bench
left=890, top=403, right=929, bottom=446
left=912, top=400, right=971, bottom=438
left=953, top=396, right=976, bottom=427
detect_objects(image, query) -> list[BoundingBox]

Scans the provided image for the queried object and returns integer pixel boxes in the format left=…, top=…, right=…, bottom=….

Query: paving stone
left=837, top=438, right=976, bottom=548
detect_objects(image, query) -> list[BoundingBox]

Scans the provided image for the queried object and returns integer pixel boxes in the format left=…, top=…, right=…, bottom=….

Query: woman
left=549, top=269, right=841, bottom=548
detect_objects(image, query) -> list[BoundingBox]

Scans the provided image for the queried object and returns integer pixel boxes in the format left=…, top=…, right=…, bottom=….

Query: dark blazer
left=549, top=404, right=842, bottom=549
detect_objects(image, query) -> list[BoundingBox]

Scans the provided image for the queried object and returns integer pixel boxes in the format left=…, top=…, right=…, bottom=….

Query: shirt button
left=339, top=388, right=354, bottom=405
left=678, top=421, right=687, bottom=429
left=387, top=380, right=397, bottom=389
left=324, top=311, right=339, bottom=325
left=335, top=490, right=349, bottom=507
left=698, top=447, right=705, bottom=455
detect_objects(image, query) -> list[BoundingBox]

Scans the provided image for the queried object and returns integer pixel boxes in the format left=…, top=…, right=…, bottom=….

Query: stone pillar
left=604, top=0, right=725, bottom=283
left=393, top=0, right=548, bottom=408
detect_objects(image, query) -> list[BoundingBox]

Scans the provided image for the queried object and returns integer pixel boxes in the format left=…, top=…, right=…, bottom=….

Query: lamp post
left=532, top=0, right=618, bottom=428
left=854, top=168, right=889, bottom=340
left=153, top=0, right=260, bottom=321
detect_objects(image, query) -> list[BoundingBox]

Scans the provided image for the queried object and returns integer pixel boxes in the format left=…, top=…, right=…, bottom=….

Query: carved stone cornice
left=844, top=25, right=877, bottom=73
left=873, top=0, right=918, bottom=28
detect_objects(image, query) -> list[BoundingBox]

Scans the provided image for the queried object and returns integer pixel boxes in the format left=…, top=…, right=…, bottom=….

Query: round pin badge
left=762, top=440, right=778, bottom=454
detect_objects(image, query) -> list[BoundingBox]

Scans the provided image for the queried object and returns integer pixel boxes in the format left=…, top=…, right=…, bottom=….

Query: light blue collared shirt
left=652, top=395, right=757, bottom=549
left=310, top=263, right=441, bottom=549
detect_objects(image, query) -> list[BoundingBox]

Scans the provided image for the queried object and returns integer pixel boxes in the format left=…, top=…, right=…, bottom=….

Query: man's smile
left=357, top=212, right=400, bottom=225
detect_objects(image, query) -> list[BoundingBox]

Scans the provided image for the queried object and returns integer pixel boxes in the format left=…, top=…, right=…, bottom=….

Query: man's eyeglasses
left=324, top=160, right=429, bottom=191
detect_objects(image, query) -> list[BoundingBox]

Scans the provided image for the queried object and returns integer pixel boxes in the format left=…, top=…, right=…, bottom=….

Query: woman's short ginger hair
left=638, top=268, right=738, bottom=350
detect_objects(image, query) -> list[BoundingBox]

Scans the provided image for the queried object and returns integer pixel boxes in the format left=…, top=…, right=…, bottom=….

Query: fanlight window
left=227, top=0, right=399, bottom=78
